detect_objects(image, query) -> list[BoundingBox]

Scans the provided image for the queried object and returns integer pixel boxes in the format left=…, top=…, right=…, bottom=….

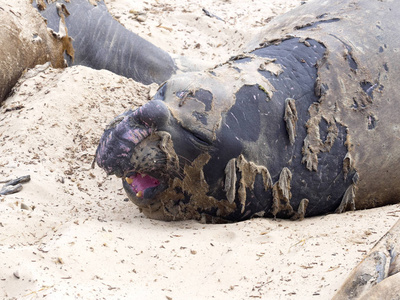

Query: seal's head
left=95, top=99, right=172, bottom=202
left=95, top=72, right=240, bottom=221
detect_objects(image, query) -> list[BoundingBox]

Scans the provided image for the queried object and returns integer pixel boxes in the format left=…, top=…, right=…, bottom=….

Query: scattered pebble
left=0, top=184, right=23, bottom=195
left=13, top=271, right=20, bottom=279
left=20, top=203, right=30, bottom=210
left=0, top=175, right=30, bottom=195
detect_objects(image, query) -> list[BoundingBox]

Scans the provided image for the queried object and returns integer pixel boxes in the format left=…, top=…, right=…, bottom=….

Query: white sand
left=1, top=0, right=399, bottom=299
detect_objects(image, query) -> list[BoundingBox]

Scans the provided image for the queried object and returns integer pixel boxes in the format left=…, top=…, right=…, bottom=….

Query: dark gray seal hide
left=33, top=0, right=176, bottom=85
left=95, top=0, right=400, bottom=223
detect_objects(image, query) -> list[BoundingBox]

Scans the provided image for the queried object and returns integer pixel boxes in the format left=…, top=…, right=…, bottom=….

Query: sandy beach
left=1, top=0, right=399, bottom=299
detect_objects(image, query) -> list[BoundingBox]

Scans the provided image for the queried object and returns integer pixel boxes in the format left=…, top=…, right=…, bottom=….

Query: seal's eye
left=187, top=129, right=213, bottom=151
left=192, top=131, right=211, bottom=146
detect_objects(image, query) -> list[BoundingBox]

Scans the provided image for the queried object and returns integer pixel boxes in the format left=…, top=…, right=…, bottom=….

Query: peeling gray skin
left=96, top=0, right=400, bottom=224
left=97, top=37, right=352, bottom=222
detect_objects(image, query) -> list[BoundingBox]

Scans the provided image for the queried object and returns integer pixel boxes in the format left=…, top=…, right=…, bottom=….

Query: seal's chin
left=122, top=172, right=166, bottom=205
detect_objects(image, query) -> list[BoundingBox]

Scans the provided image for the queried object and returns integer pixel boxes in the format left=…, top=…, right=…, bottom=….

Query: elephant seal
left=95, top=0, right=400, bottom=223
left=0, top=0, right=178, bottom=103
left=0, top=0, right=69, bottom=102
left=33, top=0, right=177, bottom=85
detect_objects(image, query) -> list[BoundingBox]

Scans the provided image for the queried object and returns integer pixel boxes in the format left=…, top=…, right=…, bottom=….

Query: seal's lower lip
left=124, top=172, right=161, bottom=199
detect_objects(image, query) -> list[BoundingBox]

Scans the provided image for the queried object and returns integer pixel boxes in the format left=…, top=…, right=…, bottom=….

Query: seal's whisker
left=176, top=154, right=192, bottom=164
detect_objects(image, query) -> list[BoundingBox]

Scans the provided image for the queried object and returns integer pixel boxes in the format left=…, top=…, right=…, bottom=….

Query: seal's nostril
left=114, top=169, right=123, bottom=178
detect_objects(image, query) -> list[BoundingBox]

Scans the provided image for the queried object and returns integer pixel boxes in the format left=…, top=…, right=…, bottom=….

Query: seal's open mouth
left=124, top=172, right=162, bottom=200
left=95, top=100, right=175, bottom=205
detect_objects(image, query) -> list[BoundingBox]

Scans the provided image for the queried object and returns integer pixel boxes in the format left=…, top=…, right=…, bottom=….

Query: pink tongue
left=130, top=173, right=160, bottom=193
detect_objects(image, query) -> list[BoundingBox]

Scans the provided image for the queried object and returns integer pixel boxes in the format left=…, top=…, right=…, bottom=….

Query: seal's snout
left=134, top=100, right=170, bottom=128
left=95, top=110, right=153, bottom=177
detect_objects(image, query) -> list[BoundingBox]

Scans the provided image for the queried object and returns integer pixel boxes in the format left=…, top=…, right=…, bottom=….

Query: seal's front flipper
left=357, top=272, right=400, bottom=300
left=332, top=218, right=400, bottom=299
